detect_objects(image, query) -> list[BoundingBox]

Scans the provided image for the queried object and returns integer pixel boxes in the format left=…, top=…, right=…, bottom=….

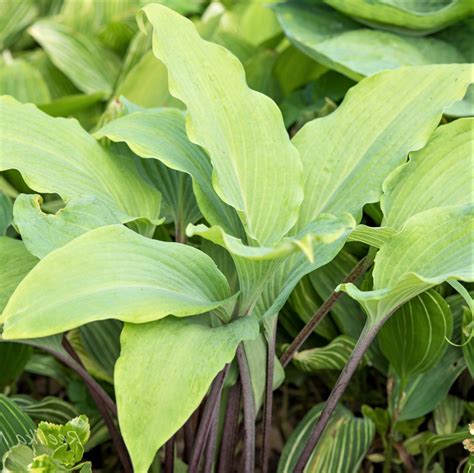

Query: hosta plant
left=0, top=1, right=473, bottom=473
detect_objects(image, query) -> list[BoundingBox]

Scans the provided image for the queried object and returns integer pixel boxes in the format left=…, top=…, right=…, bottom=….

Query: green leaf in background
left=0, top=343, right=32, bottom=390
left=12, top=395, right=80, bottom=425
left=392, top=346, right=465, bottom=421
left=0, top=238, right=37, bottom=313
left=0, top=0, right=38, bottom=49
left=434, top=395, right=465, bottom=435
left=324, top=0, right=474, bottom=34
left=0, top=394, right=36, bottom=460
left=115, top=52, right=181, bottom=108
left=95, top=107, right=244, bottom=237
left=341, top=205, right=474, bottom=322
left=0, top=58, right=51, bottom=104
left=0, top=192, right=13, bottom=236
left=1, top=224, right=232, bottom=339
left=140, top=3, right=303, bottom=245
left=378, top=290, right=453, bottom=382
left=292, top=335, right=357, bottom=373
left=13, top=194, right=120, bottom=258
left=273, top=3, right=465, bottom=82
left=292, top=64, right=474, bottom=230
left=28, top=20, right=121, bottom=97
left=278, top=404, right=375, bottom=473
left=116, top=315, right=259, bottom=473
left=0, top=97, right=162, bottom=225
left=80, top=319, right=123, bottom=383
left=382, top=118, right=474, bottom=229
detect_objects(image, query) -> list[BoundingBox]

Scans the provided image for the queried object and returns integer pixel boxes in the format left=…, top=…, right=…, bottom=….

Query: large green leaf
left=378, top=290, right=452, bottom=382
left=274, top=3, right=465, bottom=83
left=140, top=4, right=303, bottom=245
left=95, top=108, right=243, bottom=237
left=292, top=65, right=473, bottom=230
left=188, top=214, right=356, bottom=316
left=0, top=238, right=37, bottom=313
left=382, top=118, right=474, bottom=229
left=0, top=97, right=161, bottom=225
left=116, top=315, right=259, bottom=473
left=278, top=404, right=375, bottom=473
left=341, top=205, right=474, bottom=322
left=13, top=194, right=120, bottom=258
left=1, top=225, right=231, bottom=339
left=28, top=20, right=121, bottom=97
left=324, top=0, right=474, bottom=34
left=0, top=394, right=36, bottom=460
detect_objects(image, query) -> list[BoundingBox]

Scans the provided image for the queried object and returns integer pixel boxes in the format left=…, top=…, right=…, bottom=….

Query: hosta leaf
left=392, top=346, right=465, bottom=421
left=382, top=118, right=474, bottom=229
left=0, top=97, right=161, bottom=225
left=0, top=0, right=38, bottom=49
left=378, top=290, right=452, bottom=382
left=116, top=315, right=259, bottom=473
left=12, top=395, right=79, bottom=425
left=274, top=3, right=465, bottom=83
left=0, top=343, right=32, bottom=390
left=38, top=92, right=104, bottom=118
left=115, top=51, right=180, bottom=108
left=0, top=238, right=37, bottom=313
left=340, top=205, right=474, bottom=322
left=28, top=20, right=121, bottom=97
left=80, top=320, right=122, bottom=382
left=324, top=0, right=474, bottom=34
left=13, top=194, right=120, bottom=258
left=434, top=395, right=465, bottom=435
left=292, top=65, right=474, bottom=230
left=278, top=404, right=375, bottom=473
left=95, top=108, right=244, bottom=237
left=292, top=336, right=357, bottom=373
left=140, top=4, right=303, bottom=245
left=0, top=59, right=51, bottom=104
left=1, top=225, right=231, bottom=339
left=0, top=192, right=13, bottom=236
left=189, top=214, right=356, bottom=315
left=0, top=394, right=36, bottom=459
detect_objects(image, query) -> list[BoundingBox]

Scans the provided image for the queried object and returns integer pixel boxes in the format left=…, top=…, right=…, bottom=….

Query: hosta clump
left=0, top=2, right=473, bottom=473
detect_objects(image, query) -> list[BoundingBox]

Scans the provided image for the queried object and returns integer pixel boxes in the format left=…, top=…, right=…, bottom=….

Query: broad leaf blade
left=274, top=2, right=465, bottom=82
left=1, top=225, right=231, bottom=339
left=0, top=97, right=161, bottom=225
left=293, top=65, right=473, bottom=229
left=140, top=4, right=303, bottom=245
left=382, top=118, right=474, bottom=229
left=29, top=20, right=120, bottom=97
left=378, top=290, right=452, bottom=381
left=13, top=194, right=120, bottom=258
left=116, top=315, right=259, bottom=473
left=95, top=108, right=243, bottom=237
left=341, top=205, right=474, bottom=321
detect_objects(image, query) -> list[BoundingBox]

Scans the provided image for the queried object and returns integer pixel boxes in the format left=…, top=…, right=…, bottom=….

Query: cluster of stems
left=44, top=253, right=376, bottom=472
